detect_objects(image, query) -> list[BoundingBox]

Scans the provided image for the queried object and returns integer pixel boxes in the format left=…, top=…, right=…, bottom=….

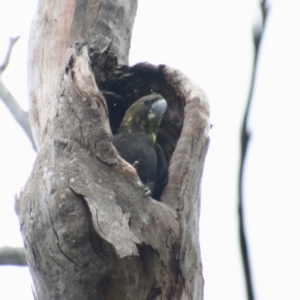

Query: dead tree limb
left=15, top=1, right=210, bottom=299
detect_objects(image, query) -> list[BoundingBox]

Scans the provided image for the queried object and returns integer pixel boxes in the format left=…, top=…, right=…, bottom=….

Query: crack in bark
left=179, top=165, right=189, bottom=210
left=48, top=209, right=80, bottom=268
left=70, top=104, right=85, bottom=146
left=96, top=2, right=103, bottom=17
left=90, top=2, right=104, bottom=38
left=49, top=255, right=66, bottom=270
left=44, top=182, right=80, bottom=268
left=80, top=250, right=101, bottom=268
left=31, top=245, right=48, bottom=276
left=113, top=6, right=123, bottom=25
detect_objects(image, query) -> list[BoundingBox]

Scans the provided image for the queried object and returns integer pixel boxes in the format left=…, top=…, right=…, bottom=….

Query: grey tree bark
left=15, top=0, right=210, bottom=299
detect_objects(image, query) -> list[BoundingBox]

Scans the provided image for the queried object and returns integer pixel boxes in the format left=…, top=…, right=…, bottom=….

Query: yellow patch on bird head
left=117, top=94, right=166, bottom=143
left=151, top=132, right=156, bottom=142
left=148, top=110, right=155, bottom=120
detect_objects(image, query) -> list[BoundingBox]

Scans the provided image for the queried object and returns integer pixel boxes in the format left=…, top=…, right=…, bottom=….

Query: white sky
left=0, top=0, right=300, bottom=299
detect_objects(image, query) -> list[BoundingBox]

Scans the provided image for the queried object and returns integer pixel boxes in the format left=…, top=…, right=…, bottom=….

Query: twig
left=0, top=37, right=20, bottom=73
left=0, top=246, right=27, bottom=266
left=0, top=37, right=36, bottom=150
left=238, top=1, right=269, bottom=300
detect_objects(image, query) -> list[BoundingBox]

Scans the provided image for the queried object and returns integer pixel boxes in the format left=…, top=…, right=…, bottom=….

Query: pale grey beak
left=151, top=98, right=167, bottom=118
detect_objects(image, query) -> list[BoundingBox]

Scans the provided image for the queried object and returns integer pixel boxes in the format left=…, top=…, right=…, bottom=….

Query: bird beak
left=151, top=98, right=167, bottom=118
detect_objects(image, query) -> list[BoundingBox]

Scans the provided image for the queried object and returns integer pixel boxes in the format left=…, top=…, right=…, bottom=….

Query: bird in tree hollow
left=113, top=94, right=168, bottom=200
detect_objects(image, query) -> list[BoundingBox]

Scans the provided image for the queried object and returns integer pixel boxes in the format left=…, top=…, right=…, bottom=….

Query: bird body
left=113, top=94, right=168, bottom=200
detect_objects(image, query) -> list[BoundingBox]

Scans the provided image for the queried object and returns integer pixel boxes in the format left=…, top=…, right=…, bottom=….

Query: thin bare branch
left=0, top=81, right=35, bottom=148
left=238, top=1, right=269, bottom=300
left=0, top=246, right=27, bottom=266
left=0, top=37, right=36, bottom=150
left=0, top=36, right=20, bottom=73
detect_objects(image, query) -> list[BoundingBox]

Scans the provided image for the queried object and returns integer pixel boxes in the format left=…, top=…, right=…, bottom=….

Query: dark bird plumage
left=113, top=94, right=168, bottom=200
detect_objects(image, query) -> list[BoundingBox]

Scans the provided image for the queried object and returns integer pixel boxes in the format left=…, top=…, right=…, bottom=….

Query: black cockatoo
left=113, top=94, right=168, bottom=200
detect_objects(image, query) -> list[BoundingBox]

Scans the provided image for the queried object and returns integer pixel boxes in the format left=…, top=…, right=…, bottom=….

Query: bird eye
left=144, top=99, right=151, bottom=105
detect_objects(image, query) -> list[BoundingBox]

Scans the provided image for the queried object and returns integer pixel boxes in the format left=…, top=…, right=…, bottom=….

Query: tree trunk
left=15, top=1, right=210, bottom=299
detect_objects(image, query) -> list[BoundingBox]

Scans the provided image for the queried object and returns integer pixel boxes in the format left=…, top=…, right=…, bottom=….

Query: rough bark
left=27, top=0, right=136, bottom=149
left=16, top=1, right=210, bottom=299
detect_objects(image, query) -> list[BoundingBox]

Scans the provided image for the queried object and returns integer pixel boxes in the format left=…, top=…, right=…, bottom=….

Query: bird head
left=117, top=94, right=167, bottom=142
